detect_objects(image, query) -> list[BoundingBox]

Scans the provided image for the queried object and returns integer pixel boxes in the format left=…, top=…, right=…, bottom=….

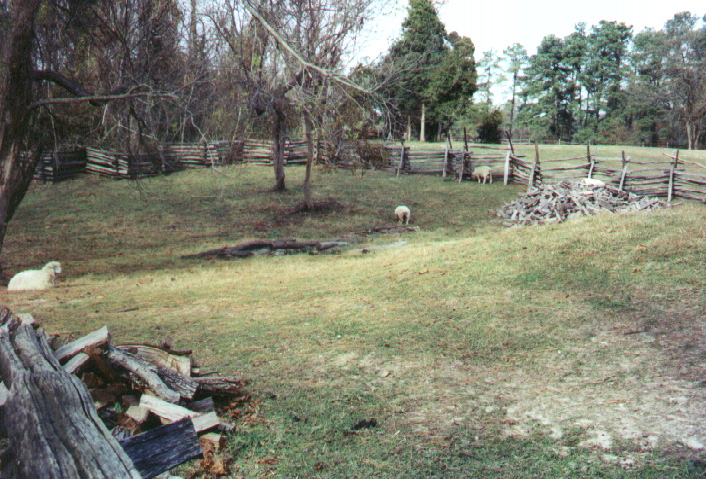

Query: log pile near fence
left=0, top=307, right=246, bottom=477
left=29, top=139, right=706, bottom=203
left=496, top=181, right=670, bottom=226
left=509, top=147, right=706, bottom=203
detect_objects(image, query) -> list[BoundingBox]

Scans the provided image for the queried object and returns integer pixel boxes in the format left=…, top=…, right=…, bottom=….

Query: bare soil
left=310, top=289, right=706, bottom=465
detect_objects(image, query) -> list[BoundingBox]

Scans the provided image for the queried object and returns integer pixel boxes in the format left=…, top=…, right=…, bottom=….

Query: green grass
left=3, top=159, right=706, bottom=478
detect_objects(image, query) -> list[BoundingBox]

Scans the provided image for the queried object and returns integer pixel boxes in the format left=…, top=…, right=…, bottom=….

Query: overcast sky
left=357, top=0, right=706, bottom=62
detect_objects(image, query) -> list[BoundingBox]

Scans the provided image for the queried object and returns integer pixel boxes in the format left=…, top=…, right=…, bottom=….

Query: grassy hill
left=2, top=156, right=706, bottom=477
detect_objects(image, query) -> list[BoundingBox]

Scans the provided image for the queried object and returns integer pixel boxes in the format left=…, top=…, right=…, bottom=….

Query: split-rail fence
left=29, top=140, right=706, bottom=203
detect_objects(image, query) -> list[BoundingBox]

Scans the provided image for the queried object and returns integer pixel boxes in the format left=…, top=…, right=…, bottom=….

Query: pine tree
left=383, top=0, right=450, bottom=141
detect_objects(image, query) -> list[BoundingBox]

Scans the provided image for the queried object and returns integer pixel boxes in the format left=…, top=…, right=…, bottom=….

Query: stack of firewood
left=54, top=325, right=246, bottom=443
left=0, top=309, right=247, bottom=478
left=496, top=180, right=670, bottom=226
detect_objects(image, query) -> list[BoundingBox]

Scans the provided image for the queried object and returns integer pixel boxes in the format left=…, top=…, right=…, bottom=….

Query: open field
left=3, top=161, right=706, bottom=477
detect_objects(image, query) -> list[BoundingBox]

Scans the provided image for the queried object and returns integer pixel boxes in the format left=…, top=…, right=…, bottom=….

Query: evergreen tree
left=502, top=43, right=528, bottom=138
left=382, top=0, right=450, bottom=140
left=518, top=35, right=574, bottom=141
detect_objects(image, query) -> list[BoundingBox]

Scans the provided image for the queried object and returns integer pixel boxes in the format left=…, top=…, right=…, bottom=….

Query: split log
left=118, top=344, right=192, bottom=376
left=0, top=310, right=140, bottom=478
left=140, top=394, right=199, bottom=422
left=62, top=351, right=90, bottom=374
left=193, top=376, right=247, bottom=397
left=191, top=411, right=221, bottom=433
left=187, top=396, right=215, bottom=413
left=126, top=405, right=150, bottom=424
left=106, top=346, right=180, bottom=403
left=153, top=364, right=199, bottom=401
left=119, top=417, right=201, bottom=479
left=54, top=325, right=110, bottom=361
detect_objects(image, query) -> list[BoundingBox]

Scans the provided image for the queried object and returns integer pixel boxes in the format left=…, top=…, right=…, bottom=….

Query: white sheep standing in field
left=472, top=166, right=492, bottom=184
left=395, top=206, right=411, bottom=226
left=580, top=178, right=606, bottom=187
left=8, top=261, right=62, bottom=291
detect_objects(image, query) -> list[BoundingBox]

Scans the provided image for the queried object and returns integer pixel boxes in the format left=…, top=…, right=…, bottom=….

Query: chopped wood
left=0, top=312, right=140, bottom=478
left=118, top=344, right=192, bottom=376
left=54, top=325, right=111, bottom=361
left=106, top=346, right=180, bottom=403
left=119, top=417, right=202, bottom=479
left=140, top=394, right=200, bottom=422
left=122, top=394, right=140, bottom=407
left=193, top=376, right=247, bottom=397
left=199, top=432, right=226, bottom=452
left=187, top=396, right=215, bottom=413
left=126, top=405, right=150, bottom=424
left=191, top=411, right=221, bottom=433
left=63, top=351, right=90, bottom=374
left=153, top=364, right=199, bottom=401
left=497, top=180, right=670, bottom=226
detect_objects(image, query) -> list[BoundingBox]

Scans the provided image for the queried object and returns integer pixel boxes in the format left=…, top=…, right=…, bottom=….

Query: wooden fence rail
left=30, top=141, right=706, bottom=203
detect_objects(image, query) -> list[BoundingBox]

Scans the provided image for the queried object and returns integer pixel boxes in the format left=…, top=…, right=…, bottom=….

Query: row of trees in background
left=500, top=13, right=706, bottom=149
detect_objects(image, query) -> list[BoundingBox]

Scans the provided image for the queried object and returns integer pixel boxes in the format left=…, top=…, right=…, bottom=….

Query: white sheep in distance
left=395, top=206, right=411, bottom=226
left=8, top=261, right=62, bottom=291
left=471, top=166, right=492, bottom=184
left=580, top=178, right=606, bottom=187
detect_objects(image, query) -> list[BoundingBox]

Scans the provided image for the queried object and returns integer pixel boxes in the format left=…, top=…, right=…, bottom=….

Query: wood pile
left=0, top=308, right=247, bottom=478
left=495, top=180, right=670, bottom=226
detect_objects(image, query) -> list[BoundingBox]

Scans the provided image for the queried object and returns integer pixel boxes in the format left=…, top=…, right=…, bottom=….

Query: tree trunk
left=509, top=71, right=517, bottom=137
left=406, top=115, right=411, bottom=142
left=0, top=0, right=44, bottom=279
left=302, top=112, right=314, bottom=210
left=419, top=103, right=426, bottom=142
left=272, top=108, right=286, bottom=191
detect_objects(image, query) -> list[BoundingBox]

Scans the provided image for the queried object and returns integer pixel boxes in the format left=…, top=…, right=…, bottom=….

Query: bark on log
left=193, top=376, right=247, bottom=397
left=0, top=311, right=140, bottom=478
left=119, top=417, right=201, bottom=479
left=54, top=325, right=110, bottom=361
left=106, top=346, right=180, bottom=403
left=117, top=344, right=192, bottom=376
left=106, top=347, right=180, bottom=403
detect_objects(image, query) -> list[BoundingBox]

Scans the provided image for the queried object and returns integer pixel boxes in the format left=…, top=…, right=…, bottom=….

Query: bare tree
left=209, top=0, right=391, bottom=193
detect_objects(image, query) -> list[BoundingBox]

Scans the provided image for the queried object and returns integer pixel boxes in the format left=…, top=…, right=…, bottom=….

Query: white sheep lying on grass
left=8, top=261, right=62, bottom=291
left=580, top=178, right=606, bottom=187
left=472, top=166, right=492, bottom=184
left=395, top=206, right=411, bottom=226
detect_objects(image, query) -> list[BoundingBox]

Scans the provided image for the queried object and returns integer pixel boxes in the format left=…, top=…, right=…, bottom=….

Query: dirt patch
left=309, top=293, right=706, bottom=462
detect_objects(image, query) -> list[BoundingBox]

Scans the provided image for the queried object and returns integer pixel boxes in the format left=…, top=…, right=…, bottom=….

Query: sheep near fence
left=29, top=141, right=706, bottom=203
left=509, top=146, right=706, bottom=203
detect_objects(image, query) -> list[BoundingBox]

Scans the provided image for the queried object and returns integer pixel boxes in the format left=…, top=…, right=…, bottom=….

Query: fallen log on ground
left=181, top=238, right=349, bottom=259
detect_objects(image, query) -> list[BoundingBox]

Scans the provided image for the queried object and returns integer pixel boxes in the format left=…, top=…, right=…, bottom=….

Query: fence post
left=668, top=150, right=679, bottom=202
left=504, top=151, right=511, bottom=185
left=459, top=131, right=469, bottom=184
left=586, top=144, right=595, bottom=178
left=619, top=150, right=630, bottom=191
left=396, top=140, right=405, bottom=178
left=442, top=141, right=449, bottom=179
left=527, top=142, right=540, bottom=192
